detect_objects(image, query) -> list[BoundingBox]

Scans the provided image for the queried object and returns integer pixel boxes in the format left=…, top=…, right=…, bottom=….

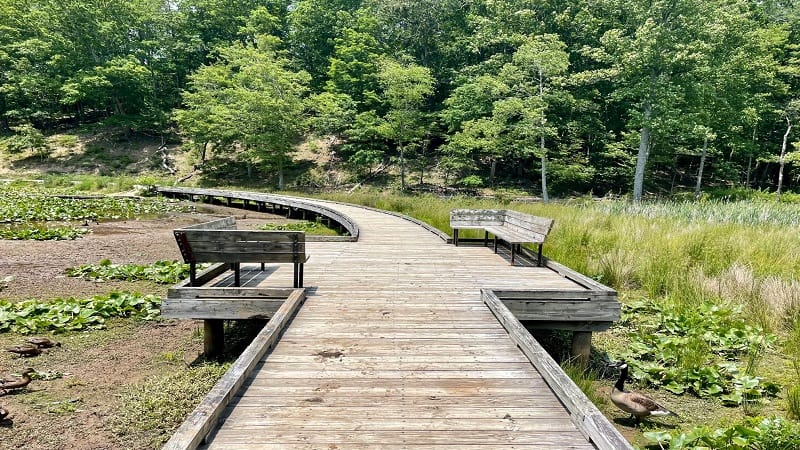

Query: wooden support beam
left=204, top=319, right=225, bottom=357
left=571, top=331, right=592, bottom=368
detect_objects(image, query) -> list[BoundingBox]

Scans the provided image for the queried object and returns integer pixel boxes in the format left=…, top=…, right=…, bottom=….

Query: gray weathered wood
left=483, top=289, right=632, bottom=450
left=173, top=217, right=307, bottom=288
left=156, top=186, right=360, bottom=240
left=162, top=289, right=306, bottom=450
left=157, top=187, right=626, bottom=449
left=450, top=209, right=554, bottom=265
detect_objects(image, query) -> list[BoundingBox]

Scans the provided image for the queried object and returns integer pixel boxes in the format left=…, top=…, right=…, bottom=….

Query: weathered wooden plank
left=502, top=300, right=621, bottom=322
left=180, top=216, right=237, bottom=230
left=240, top=377, right=550, bottom=390
left=217, top=405, right=567, bottom=419
left=204, top=430, right=594, bottom=447
left=227, top=396, right=561, bottom=408
left=261, top=361, right=537, bottom=371
left=161, top=299, right=284, bottom=319
left=205, top=444, right=592, bottom=450
left=179, top=230, right=305, bottom=244
left=162, top=289, right=306, bottom=450
left=209, top=416, right=580, bottom=432
left=168, top=287, right=298, bottom=299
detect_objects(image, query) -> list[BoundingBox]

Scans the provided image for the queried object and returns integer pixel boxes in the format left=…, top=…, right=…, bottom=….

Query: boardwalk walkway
left=158, top=189, right=629, bottom=449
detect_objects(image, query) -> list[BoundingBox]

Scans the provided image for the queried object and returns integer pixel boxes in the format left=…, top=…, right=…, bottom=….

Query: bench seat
left=451, top=209, right=553, bottom=266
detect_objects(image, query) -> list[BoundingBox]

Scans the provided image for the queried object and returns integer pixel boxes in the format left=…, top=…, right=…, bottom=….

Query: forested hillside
left=2, top=0, right=799, bottom=198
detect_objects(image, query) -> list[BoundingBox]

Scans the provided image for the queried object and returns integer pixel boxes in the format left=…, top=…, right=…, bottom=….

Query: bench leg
left=293, top=263, right=299, bottom=288
left=204, top=319, right=225, bottom=358
left=453, top=229, right=459, bottom=246
left=261, top=262, right=265, bottom=271
left=484, top=230, right=489, bottom=247
left=493, top=236, right=498, bottom=253
left=511, top=244, right=516, bottom=266
left=233, top=263, right=240, bottom=287
left=537, top=244, right=543, bottom=266
left=189, top=262, right=196, bottom=287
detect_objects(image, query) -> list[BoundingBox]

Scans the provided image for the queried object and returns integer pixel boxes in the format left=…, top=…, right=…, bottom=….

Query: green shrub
left=2, top=124, right=49, bottom=156
left=645, top=416, right=800, bottom=449
left=0, top=224, right=89, bottom=240
left=0, top=291, right=161, bottom=334
left=66, top=259, right=200, bottom=284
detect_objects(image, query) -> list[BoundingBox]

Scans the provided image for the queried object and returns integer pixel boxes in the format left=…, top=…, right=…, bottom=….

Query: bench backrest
left=450, top=209, right=554, bottom=242
left=180, top=216, right=237, bottom=230
left=450, top=209, right=505, bottom=228
left=502, top=210, right=553, bottom=243
left=174, top=217, right=306, bottom=264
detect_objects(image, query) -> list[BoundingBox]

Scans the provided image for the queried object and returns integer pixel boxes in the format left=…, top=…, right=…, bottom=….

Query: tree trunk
left=201, top=142, right=208, bottom=163
left=490, top=159, right=496, bottom=187
left=538, top=69, right=549, bottom=203
left=278, top=160, right=285, bottom=190
left=695, top=134, right=709, bottom=200
left=540, top=136, right=549, bottom=203
left=399, top=139, right=405, bottom=190
left=778, top=117, right=792, bottom=201
left=633, top=101, right=652, bottom=203
left=746, top=156, right=752, bottom=188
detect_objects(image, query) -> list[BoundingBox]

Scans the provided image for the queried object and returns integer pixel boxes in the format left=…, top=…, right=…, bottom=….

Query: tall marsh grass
left=591, top=199, right=800, bottom=227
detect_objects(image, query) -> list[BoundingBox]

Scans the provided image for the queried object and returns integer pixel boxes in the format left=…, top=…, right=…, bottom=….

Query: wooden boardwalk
left=158, top=189, right=630, bottom=450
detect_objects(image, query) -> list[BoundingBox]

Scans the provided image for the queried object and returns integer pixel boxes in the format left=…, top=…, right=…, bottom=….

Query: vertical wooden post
left=571, top=331, right=592, bottom=368
left=204, top=319, right=224, bottom=357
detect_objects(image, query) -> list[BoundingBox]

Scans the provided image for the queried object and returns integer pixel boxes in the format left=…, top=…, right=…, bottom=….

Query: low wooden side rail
left=173, top=216, right=308, bottom=289
left=451, top=209, right=554, bottom=265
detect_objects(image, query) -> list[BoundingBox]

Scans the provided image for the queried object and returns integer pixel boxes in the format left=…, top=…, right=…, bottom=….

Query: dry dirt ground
left=0, top=204, right=287, bottom=450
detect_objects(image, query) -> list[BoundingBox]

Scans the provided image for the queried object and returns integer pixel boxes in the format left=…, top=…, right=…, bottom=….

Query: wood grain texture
left=156, top=189, right=625, bottom=450
left=162, top=289, right=305, bottom=450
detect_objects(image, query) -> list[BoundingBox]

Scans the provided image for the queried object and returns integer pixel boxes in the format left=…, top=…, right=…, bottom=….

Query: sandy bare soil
left=0, top=205, right=286, bottom=450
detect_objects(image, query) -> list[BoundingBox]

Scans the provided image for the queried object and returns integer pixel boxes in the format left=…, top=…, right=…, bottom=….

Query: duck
left=0, top=406, right=8, bottom=421
left=25, top=337, right=61, bottom=349
left=5, top=344, right=41, bottom=357
left=610, top=360, right=677, bottom=424
left=0, top=368, right=35, bottom=391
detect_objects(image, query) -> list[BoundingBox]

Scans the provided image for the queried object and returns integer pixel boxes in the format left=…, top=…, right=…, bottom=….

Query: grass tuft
left=111, top=362, right=230, bottom=448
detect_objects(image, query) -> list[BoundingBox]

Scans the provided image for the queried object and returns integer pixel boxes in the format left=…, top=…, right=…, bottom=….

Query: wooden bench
left=173, top=216, right=308, bottom=288
left=450, top=209, right=554, bottom=266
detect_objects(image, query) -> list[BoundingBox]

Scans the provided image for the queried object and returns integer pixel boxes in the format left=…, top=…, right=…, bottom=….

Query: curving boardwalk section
left=157, top=189, right=629, bottom=449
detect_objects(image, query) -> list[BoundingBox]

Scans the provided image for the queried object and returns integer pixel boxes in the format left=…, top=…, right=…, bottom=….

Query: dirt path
left=0, top=205, right=286, bottom=450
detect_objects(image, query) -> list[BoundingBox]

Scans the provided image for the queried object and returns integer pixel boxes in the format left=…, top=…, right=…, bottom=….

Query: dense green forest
left=2, top=0, right=800, bottom=198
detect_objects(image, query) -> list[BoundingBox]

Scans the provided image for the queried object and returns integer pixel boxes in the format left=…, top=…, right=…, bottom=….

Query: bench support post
left=189, top=262, right=196, bottom=286
left=484, top=230, right=489, bottom=247
left=537, top=243, right=543, bottom=266
left=232, top=263, right=240, bottom=287
left=204, top=319, right=225, bottom=357
left=293, top=263, right=304, bottom=288
left=453, top=229, right=459, bottom=246
left=570, top=331, right=592, bottom=368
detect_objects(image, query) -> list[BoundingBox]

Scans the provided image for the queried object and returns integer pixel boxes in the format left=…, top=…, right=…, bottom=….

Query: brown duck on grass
left=5, top=344, right=41, bottom=357
left=610, top=360, right=678, bottom=424
left=0, top=368, right=35, bottom=396
left=25, top=337, right=61, bottom=349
